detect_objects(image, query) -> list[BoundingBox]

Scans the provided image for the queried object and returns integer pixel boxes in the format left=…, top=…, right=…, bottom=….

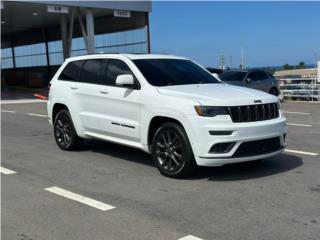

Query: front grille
left=227, top=103, right=279, bottom=123
left=233, top=137, right=282, bottom=158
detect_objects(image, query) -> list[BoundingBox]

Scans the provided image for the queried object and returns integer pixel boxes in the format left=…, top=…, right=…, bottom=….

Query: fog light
left=209, top=130, right=233, bottom=135
left=209, top=142, right=236, bottom=153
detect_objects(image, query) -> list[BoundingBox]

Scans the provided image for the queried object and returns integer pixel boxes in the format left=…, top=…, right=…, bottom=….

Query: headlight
left=194, top=106, right=228, bottom=117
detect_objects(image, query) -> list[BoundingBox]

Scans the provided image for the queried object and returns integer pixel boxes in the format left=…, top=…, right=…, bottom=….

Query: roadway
left=1, top=101, right=320, bottom=240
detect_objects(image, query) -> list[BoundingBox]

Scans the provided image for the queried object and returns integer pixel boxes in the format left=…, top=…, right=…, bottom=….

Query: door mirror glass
left=115, top=74, right=134, bottom=86
left=211, top=73, right=221, bottom=81
left=246, top=77, right=252, bottom=83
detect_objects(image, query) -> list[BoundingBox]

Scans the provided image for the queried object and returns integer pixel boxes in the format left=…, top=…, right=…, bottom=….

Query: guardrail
left=278, top=77, right=319, bottom=102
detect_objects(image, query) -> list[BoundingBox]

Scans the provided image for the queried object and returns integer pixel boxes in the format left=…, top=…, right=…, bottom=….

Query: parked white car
left=47, top=54, right=287, bottom=178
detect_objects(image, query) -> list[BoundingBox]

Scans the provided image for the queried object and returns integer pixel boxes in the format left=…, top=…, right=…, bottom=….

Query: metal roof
left=1, top=1, right=150, bottom=47
left=26, top=1, right=152, bottom=12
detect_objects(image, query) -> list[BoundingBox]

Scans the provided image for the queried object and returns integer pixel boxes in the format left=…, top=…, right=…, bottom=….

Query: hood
left=157, top=83, right=277, bottom=106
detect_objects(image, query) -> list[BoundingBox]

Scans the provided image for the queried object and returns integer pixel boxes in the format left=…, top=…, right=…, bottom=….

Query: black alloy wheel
left=152, top=122, right=196, bottom=178
left=54, top=109, right=82, bottom=150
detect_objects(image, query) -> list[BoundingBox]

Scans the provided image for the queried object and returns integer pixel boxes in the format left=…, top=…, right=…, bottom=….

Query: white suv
left=47, top=54, right=287, bottom=178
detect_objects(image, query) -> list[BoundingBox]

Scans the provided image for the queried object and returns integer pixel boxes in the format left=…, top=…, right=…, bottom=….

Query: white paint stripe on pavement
left=45, top=187, right=116, bottom=211
left=1, top=110, right=16, bottom=113
left=285, top=149, right=318, bottom=156
left=287, top=123, right=312, bottom=127
left=0, top=166, right=16, bottom=175
left=27, top=113, right=47, bottom=118
left=178, top=236, right=204, bottom=240
left=1, top=99, right=47, bottom=104
left=282, top=111, right=310, bottom=115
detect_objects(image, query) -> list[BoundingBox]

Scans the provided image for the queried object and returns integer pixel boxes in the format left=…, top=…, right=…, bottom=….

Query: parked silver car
left=219, top=70, right=280, bottom=96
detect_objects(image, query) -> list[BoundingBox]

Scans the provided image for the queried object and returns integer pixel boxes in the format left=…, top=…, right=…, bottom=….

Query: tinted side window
left=219, top=71, right=246, bottom=82
left=266, top=72, right=275, bottom=79
left=256, top=71, right=268, bottom=80
left=59, top=61, right=83, bottom=81
left=80, top=59, right=105, bottom=84
left=248, top=71, right=268, bottom=81
left=106, top=59, right=134, bottom=86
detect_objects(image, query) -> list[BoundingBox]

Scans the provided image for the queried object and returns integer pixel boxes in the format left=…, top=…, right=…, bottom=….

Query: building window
left=14, top=43, right=47, bottom=67
left=1, top=48, right=14, bottom=69
left=71, top=37, right=87, bottom=57
left=1, top=27, right=148, bottom=69
left=95, top=27, right=148, bottom=54
left=48, top=40, right=63, bottom=66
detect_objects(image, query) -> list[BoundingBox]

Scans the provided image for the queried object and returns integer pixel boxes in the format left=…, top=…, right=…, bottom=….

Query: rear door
left=72, top=59, right=108, bottom=133
left=56, top=60, right=84, bottom=124
left=259, top=71, right=274, bottom=92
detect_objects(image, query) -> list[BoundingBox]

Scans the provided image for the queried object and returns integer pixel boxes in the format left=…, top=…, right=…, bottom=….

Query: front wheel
left=152, top=122, right=196, bottom=178
left=54, top=109, right=83, bottom=150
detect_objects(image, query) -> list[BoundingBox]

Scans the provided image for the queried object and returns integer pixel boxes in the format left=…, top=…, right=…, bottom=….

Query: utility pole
left=240, top=47, right=244, bottom=69
left=314, top=49, right=318, bottom=69
left=230, top=55, right=233, bottom=69
left=219, top=53, right=225, bottom=70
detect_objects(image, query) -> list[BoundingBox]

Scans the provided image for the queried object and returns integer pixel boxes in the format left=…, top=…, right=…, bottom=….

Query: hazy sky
left=150, top=1, right=320, bottom=68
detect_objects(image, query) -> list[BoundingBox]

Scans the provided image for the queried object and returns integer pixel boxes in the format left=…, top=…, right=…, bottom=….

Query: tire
left=53, top=109, right=83, bottom=150
left=151, top=122, right=196, bottom=178
left=269, top=88, right=279, bottom=96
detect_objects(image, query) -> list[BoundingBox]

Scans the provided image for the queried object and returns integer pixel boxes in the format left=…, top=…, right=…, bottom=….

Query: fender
left=141, top=108, right=199, bottom=157
left=51, top=99, right=88, bottom=139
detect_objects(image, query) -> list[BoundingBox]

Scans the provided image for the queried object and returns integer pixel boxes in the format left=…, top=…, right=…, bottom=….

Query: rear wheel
left=54, top=109, right=83, bottom=150
left=152, top=122, right=196, bottom=178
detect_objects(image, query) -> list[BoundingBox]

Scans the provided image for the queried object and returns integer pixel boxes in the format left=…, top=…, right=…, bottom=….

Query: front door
left=75, top=58, right=141, bottom=142
left=245, top=71, right=262, bottom=90
left=95, top=58, right=141, bottom=142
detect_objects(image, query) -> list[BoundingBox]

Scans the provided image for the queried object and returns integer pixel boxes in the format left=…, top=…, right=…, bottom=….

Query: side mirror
left=246, top=78, right=252, bottom=83
left=115, top=74, right=134, bottom=87
left=211, top=73, right=220, bottom=79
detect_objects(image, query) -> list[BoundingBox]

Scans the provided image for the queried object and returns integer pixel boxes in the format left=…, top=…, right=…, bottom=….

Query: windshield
left=133, top=59, right=221, bottom=87
left=219, top=71, right=247, bottom=82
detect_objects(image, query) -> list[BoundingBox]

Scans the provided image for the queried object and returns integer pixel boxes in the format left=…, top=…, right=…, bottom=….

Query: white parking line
left=178, top=236, right=204, bottom=240
left=45, top=187, right=116, bottom=211
left=1, top=110, right=16, bottom=113
left=285, top=149, right=318, bottom=156
left=0, top=166, right=16, bottom=175
left=27, top=113, right=47, bottom=118
left=1, top=99, right=47, bottom=104
left=287, top=123, right=312, bottom=127
left=282, top=111, right=310, bottom=115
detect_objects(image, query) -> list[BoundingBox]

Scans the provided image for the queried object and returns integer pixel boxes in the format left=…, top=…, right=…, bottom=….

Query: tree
left=297, top=61, right=306, bottom=69
left=283, top=64, right=293, bottom=70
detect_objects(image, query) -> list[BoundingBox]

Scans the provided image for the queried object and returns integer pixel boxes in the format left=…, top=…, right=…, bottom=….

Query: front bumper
left=196, top=148, right=285, bottom=166
left=186, top=114, right=287, bottom=166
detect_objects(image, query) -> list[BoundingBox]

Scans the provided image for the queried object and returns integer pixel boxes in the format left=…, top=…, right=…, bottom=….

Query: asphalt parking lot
left=1, top=101, right=320, bottom=240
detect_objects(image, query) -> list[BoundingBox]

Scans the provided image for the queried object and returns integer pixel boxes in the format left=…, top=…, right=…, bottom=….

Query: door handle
left=70, top=86, right=78, bottom=90
left=100, top=89, right=109, bottom=94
